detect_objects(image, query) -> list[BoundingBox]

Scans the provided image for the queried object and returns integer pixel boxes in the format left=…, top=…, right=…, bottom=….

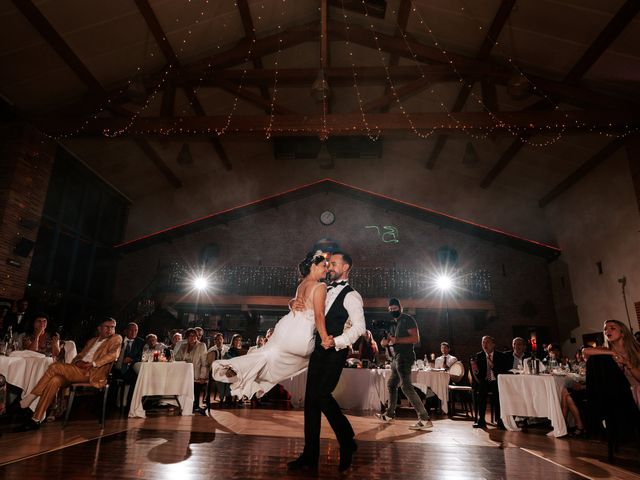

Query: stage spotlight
left=435, top=274, right=454, bottom=292
left=193, top=276, right=209, bottom=292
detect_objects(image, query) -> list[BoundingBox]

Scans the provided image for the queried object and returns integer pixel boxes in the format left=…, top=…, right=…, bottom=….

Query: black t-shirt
left=391, top=313, right=418, bottom=358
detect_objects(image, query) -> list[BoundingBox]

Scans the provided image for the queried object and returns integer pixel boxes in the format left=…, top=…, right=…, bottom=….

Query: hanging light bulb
left=507, top=74, right=531, bottom=100
left=177, top=143, right=193, bottom=165
left=317, top=142, right=334, bottom=169
left=311, top=69, right=330, bottom=102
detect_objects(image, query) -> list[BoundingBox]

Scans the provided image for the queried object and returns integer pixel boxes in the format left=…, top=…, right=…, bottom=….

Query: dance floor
left=1, top=408, right=639, bottom=479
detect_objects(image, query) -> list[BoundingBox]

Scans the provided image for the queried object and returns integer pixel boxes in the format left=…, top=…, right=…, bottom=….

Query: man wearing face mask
left=376, top=298, right=432, bottom=430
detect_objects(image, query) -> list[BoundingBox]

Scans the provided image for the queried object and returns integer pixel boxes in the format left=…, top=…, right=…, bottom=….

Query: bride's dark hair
left=298, top=251, right=325, bottom=277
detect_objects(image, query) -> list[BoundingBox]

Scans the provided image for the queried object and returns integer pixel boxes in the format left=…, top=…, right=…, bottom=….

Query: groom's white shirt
left=325, top=281, right=366, bottom=351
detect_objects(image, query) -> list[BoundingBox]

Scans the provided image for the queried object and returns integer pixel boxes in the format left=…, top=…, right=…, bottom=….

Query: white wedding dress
left=211, top=283, right=322, bottom=399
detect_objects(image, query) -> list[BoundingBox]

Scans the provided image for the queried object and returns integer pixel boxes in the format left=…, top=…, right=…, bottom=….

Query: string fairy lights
left=39, top=0, right=639, bottom=142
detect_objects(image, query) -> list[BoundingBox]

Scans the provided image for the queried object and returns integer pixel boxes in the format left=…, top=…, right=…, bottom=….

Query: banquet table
left=129, top=361, right=194, bottom=418
left=498, top=372, right=584, bottom=437
left=0, top=352, right=54, bottom=409
left=281, top=368, right=450, bottom=412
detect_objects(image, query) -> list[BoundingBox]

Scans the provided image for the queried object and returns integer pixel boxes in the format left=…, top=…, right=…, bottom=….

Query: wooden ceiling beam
left=236, top=0, right=271, bottom=112
left=380, top=0, right=412, bottom=113
left=216, top=80, right=297, bottom=115
left=330, top=20, right=637, bottom=112
left=361, top=77, right=432, bottom=113
left=135, top=0, right=232, bottom=170
left=132, top=138, right=182, bottom=188
left=13, top=0, right=181, bottom=189
left=482, top=0, right=639, bottom=189
left=183, top=87, right=232, bottom=171
left=563, top=0, right=640, bottom=84
left=11, top=0, right=102, bottom=92
left=40, top=110, right=639, bottom=137
left=538, top=138, right=625, bottom=207
left=426, top=0, right=515, bottom=169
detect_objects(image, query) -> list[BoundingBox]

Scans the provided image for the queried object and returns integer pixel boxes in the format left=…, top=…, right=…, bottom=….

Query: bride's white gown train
left=211, top=284, right=322, bottom=399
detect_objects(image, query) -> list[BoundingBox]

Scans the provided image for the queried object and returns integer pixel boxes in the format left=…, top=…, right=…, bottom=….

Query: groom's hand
left=322, top=336, right=335, bottom=349
left=289, top=298, right=305, bottom=311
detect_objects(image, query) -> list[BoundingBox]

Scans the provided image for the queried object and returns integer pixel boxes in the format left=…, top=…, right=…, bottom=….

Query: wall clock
left=319, top=210, right=335, bottom=225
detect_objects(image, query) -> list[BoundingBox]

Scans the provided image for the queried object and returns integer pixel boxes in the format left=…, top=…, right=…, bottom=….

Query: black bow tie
left=328, top=280, right=348, bottom=289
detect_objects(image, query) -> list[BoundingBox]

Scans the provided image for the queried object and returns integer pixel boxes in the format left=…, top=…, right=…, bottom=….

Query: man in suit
left=288, top=251, right=365, bottom=473
left=18, top=317, right=121, bottom=431
left=510, top=337, right=527, bottom=370
left=114, top=322, right=145, bottom=408
left=3, top=298, right=30, bottom=335
left=206, top=333, right=230, bottom=404
left=471, top=335, right=509, bottom=429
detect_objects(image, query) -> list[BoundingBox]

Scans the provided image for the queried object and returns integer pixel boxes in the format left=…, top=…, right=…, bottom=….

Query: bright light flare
left=192, top=276, right=209, bottom=291
left=435, top=274, right=454, bottom=292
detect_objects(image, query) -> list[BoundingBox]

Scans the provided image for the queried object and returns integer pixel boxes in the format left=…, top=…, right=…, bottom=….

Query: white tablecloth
left=281, top=368, right=450, bottom=412
left=128, top=362, right=194, bottom=418
left=498, top=373, right=583, bottom=437
left=0, top=354, right=54, bottom=409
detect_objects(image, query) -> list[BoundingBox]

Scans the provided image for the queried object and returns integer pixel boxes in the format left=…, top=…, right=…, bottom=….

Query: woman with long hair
left=584, top=319, right=640, bottom=406
left=212, top=251, right=329, bottom=399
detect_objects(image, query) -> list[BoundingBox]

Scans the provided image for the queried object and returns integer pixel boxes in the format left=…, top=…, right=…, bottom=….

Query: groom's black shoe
left=338, top=439, right=358, bottom=472
left=287, top=455, right=318, bottom=471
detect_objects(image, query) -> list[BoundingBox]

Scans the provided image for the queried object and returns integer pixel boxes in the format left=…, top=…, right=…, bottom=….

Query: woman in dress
left=583, top=319, right=640, bottom=407
left=212, top=251, right=329, bottom=399
left=20, top=314, right=61, bottom=359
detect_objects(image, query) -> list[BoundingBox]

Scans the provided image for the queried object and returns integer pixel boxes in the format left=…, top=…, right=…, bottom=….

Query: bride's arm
left=312, top=284, right=329, bottom=343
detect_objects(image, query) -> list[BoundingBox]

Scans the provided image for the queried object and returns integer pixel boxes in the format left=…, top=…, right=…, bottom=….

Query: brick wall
left=114, top=191, right=558, bottom=361
left=0, top=124, right=55, bottom=301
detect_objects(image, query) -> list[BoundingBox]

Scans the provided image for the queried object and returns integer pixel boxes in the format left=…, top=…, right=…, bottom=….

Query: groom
left=288, top=251, right=366, bottom=472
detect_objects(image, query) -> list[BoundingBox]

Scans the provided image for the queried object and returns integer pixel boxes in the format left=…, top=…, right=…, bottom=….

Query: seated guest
left=170, top=331, right=182, bottom=350
left=207, top=333, right=230, bottom=404
left=471, top=335, right=510, bottom=429
left=353, top=330, right=379, bottom=363
left=114, top=322, right=144, bottom=408
left=543, top=343, right=563, bottom=367
left=194, top=327, right=205, bottom=344
left=224, top=334, right=244, bottom=359
left=3, top=298, right=30, bottom=335
left=143, top=334, right=167, bottom=354
left=264, top=328, right=274, bottom=343
left=584, top=319, right=640, bottom=408
left=175, top=328, right=208, bottom=412
left=19, top=314, right=62, bottom=360
left=510, top=337, right=527, bottom=370
left=571, top=348, right=587, bottom=373
left=17, top=317, right=121, bottom=431
left=435, top=342, right=457, bottom=370
left=247, top=335, right=266, bottom=354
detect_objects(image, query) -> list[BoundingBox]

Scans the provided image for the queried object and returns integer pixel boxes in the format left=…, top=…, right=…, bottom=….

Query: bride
left=211, top=251, right=330, bottom=399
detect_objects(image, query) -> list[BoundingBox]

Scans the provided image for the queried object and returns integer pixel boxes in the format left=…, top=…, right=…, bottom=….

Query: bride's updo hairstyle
left=298, top=250, right=325, bottom=277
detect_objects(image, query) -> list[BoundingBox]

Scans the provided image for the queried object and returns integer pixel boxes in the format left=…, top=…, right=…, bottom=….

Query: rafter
left=135, top=0, right=232, bottom=170
left=13, top=0, right=181, bottom=189
left=132, top=138, right=182, bottom=188
left=426, top=0, right=515, bottom=169
left=361, top=77, right=432, bottom=113
left=381, top=0, right=412, bottom=113
left=236, top=0, right=271, bottom=112
left=216, top=80, right=296, bottom=115
left=39, top=110, right=639, bottom=138
left=481, top=0, right=640, bottom=188
left=538, top=138, right=625, bottom=207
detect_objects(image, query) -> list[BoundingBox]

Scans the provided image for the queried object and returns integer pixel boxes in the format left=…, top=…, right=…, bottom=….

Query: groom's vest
left=317, top=285, right=354, bottom=345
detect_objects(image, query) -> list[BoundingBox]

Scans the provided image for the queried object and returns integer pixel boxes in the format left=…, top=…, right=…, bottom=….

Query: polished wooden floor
left=1, top=405, right=639, bottom=479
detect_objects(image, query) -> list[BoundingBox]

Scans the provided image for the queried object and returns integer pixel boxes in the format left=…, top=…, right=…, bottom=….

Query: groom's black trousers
left=302, top=346, right=354, bottom=462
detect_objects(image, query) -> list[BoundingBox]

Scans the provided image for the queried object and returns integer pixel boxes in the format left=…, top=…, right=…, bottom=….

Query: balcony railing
left=158, top=263, right=492, bottom=300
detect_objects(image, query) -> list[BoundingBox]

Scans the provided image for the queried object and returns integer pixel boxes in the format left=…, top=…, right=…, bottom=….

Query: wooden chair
left=448, top=361, right=475, bottom=418
left=62, top=363, right=114, bottom=429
